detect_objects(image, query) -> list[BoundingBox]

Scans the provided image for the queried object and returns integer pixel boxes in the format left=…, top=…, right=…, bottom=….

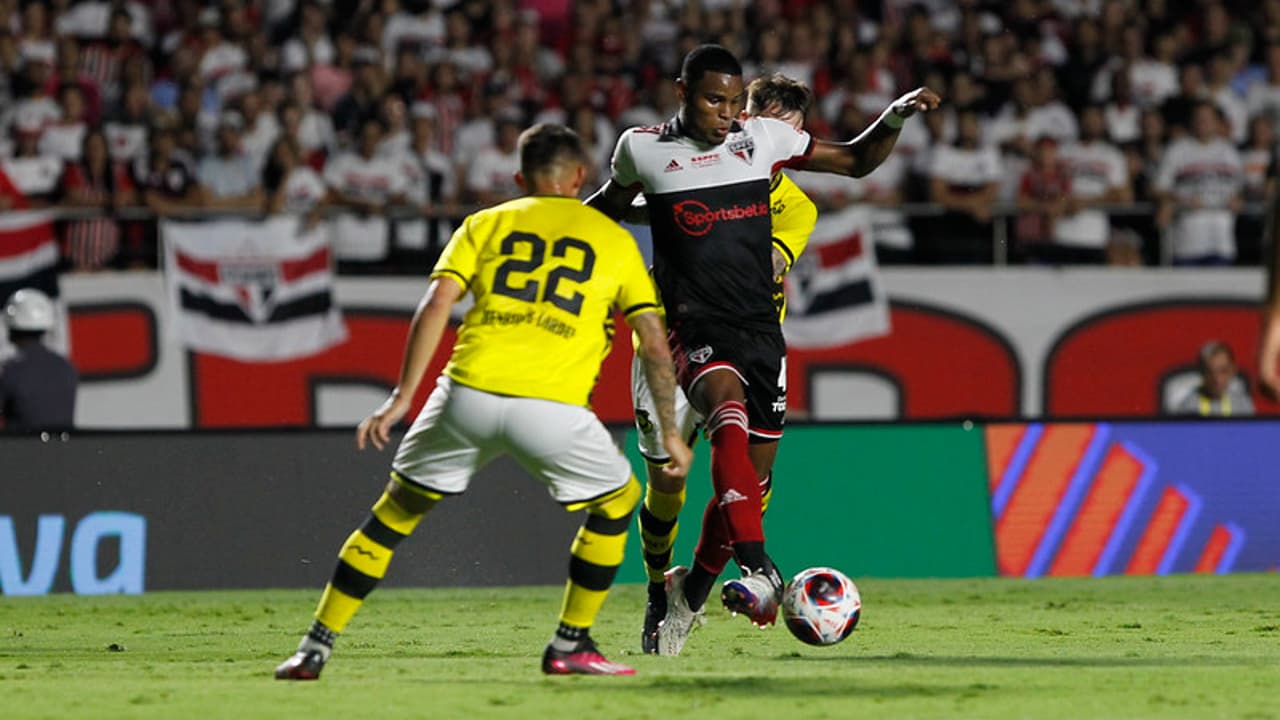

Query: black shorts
left=669, top=319, right=786, bottom=443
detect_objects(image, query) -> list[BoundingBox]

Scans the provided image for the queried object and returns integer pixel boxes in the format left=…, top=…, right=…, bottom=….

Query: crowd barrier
left=2, top=421, right=1275, bottom=595
left=16, top=201, right=1274, bottom=266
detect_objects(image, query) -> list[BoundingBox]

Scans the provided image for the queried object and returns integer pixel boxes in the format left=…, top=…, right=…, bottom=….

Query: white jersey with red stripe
left=1153, top=137, right=1244, bottom=260
left=610, top=115, right=813, bottom=329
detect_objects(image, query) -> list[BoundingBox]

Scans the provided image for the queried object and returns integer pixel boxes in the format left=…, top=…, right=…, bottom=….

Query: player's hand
left=659, top=431, right=693, bottom=483
left=889, top=87, right=942, bottom=119
left=1259, top=308, right=1280, bottom=401
left=771, top=246, right=788, bottom=282
left=356, top=393, right=412, bottom=451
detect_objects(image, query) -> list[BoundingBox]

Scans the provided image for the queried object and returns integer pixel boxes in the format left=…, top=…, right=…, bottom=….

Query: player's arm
left=356, top=276, right=464, bottom=451
left=630, top=310, right=692, bottom=479
left=1260, top=173, right=1280, bottom=400
left=802, top=87, right=941, bottom=178
left=585, top=178, right=642, bottom=222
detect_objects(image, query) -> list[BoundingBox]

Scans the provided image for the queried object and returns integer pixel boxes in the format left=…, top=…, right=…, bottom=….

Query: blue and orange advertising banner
left=987, top=421, right=1276, bottom=578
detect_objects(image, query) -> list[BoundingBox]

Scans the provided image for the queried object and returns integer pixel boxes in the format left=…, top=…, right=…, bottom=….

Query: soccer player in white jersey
left=275, top=124, right=691, bottom=680
left=626, top=73, right=820, bottom=655
left=588, top=44, right=939, bottom=654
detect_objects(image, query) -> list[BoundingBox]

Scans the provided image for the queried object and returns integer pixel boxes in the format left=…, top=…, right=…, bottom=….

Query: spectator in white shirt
left=4, top=110, right=64, bottom=205
left=285, top=74, right=336, bottom=165
left=196, top=110, right=264, bottom=211
left=236, top=88, right=280, bottom=175
left=263, top=135, right=326, bottom=221
left=1153, top=102, right=1244, bottom=265
left=38, top=83, right=88, bottom=161
left=104, top=80, right=151, bottom=164
left=1104, top=67, right=1142, bottom=144
left=196, top=10, right=247, bottom=85
left=375, top=93, right=411, bottom=159
left=1053, top=105, right=1134, bottom=263
left=323, top=116, right=407, bottom=263
left=464, top=109, right=522, bottom=207
left=394, top=102, right=457, bottom=253
left=281, top=1, right=336, bottom=73
left=927, top=110, right=1001, bottom=264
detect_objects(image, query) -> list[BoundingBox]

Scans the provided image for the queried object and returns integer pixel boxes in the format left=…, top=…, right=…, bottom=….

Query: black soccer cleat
left=542, top=637, right=635, bottom=676
left=641, top=580, right=667, bottom=654
left=275, top=649, right=327, bottom=680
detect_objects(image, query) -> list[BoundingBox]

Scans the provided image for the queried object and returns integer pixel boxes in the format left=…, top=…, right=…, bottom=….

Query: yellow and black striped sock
left=638, top=478, right=686, bottom=584
left=555, top=477, right=641, bottom=640
left=312, top=479, right=439, bottom=637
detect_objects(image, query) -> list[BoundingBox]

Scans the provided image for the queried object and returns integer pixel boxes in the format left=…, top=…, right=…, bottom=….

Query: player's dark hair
left=746, top=73, right=813, bottom=117
left=680, top=44, right=742, bottom=86
left=518, top=123, right=586, bottom=177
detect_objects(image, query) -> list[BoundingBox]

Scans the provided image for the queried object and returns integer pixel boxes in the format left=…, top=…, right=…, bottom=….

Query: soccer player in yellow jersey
left=275, top=124, right=692, bottom=680
left=630, top=74, right=818, bottom=654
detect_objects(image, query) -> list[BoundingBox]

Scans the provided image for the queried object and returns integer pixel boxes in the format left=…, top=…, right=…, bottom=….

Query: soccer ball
left=781, top=567, right=861, bottom=646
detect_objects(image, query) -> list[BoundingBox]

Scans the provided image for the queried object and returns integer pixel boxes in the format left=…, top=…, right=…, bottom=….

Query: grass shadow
left=781, top=652, right=1270, bottom=668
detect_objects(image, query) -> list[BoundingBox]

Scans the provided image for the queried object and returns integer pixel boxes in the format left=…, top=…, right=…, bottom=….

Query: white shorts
left=631, top=353, right=703, bottom=463
left=392, top=377, right=633, bottom=504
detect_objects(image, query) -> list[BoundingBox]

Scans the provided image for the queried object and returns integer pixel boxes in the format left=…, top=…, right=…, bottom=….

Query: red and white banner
left=162, top=217, right=347, bottom=361
left=782, top=205, right=890, bottom=348
left=0, top=210, right=58, bottom=301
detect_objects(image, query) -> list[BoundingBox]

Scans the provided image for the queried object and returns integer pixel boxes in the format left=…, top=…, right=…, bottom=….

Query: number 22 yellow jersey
left=432, top=195, right=658, bottom=407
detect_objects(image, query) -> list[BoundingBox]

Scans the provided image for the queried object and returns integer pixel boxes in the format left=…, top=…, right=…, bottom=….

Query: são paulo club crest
left=728, top=136, right=755, bottom=164
left=688, top=345, right=714, bottom=363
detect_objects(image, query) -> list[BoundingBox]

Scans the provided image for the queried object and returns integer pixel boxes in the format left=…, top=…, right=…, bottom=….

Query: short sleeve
left=613, top=229, right=658, bottom=320
left=430, top=215, right=479, bottom=290
left=609, top=130, right=643, bottom=190
left=755, top=117, right=813, bottom=171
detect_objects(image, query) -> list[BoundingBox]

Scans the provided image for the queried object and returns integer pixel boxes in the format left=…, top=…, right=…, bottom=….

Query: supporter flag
left=163, top=217, right=348, bottom=360
left=782, top=205, right=890, bottom=348
left=0, top=210, right=59, bottom=304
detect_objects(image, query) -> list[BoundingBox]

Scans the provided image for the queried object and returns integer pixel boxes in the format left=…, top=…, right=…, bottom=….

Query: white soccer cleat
left=721, top=569, right=782, bottom=628
left=656, top=565, right=705, bottom=656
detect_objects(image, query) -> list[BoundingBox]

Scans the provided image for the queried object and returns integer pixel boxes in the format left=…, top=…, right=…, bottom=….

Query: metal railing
left=33, top=201, right=1272, bottom=268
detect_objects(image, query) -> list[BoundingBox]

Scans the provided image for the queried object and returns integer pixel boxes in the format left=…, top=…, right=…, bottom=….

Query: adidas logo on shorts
left=719, top=488, right=749, bottom=506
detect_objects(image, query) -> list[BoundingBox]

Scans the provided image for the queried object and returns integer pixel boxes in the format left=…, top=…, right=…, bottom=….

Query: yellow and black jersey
left=432, top=195, right=657, bottom=407
left=770, top=172, right=818, bottom=276
left=770, top=172, right=818, bottom=322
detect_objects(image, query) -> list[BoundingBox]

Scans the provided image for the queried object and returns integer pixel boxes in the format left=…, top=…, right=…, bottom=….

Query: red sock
left=704, top=401, right=763, bottom=545
left=693, top=499, right=734, bottom=574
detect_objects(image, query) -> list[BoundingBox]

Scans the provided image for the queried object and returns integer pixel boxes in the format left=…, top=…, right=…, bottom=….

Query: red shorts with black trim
left=668, top=319, right=786, bottom=443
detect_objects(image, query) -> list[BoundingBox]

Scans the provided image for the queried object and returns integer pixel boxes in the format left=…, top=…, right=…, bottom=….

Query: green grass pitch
left=2, top=574, right=1279, bottom=719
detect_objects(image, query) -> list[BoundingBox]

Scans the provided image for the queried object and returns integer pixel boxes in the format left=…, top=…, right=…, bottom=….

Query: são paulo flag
left=0, top=209, right=59, bottom=304
left=782, top=205, right=890, bottom=348
left=162, top=217, right=348, bottom=360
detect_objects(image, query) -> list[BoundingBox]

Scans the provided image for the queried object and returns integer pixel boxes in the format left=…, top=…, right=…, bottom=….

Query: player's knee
left=588, top=476, right=642, bottom=521
left=386, top=471, right=444, bottom=516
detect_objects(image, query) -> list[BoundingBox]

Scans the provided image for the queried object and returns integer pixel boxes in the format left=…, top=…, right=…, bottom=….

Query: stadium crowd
left=0, top=0, right=1276, bottom=270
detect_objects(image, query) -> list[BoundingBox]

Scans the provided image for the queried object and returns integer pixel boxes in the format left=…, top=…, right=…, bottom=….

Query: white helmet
left=4, top=288, right=55, bottom=332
